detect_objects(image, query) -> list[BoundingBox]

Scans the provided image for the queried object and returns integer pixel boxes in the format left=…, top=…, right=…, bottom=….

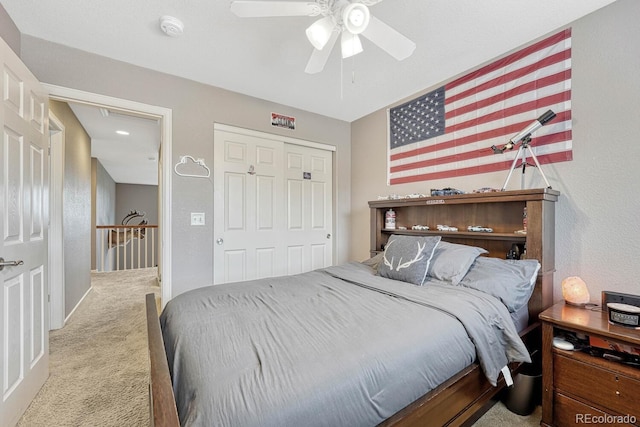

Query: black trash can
left=503, top=354, right=542, bottom=416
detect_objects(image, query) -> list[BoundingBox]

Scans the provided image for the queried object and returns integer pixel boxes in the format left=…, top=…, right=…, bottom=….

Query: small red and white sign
left=271, top=112, right=295, bottom=130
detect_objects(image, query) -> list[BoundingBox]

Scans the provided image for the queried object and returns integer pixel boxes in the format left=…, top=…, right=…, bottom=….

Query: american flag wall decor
left=388, top=29, right=572, bottom=185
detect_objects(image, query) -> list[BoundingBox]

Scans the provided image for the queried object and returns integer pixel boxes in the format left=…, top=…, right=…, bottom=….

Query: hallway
left=18, top=268, right=159, bottom=426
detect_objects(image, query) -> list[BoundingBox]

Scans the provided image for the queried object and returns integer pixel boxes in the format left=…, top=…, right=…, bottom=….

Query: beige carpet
left=18, top=267, right=158, bottom=427
left=18, top=266, right=539, bottom=426
left=472, top=402, right=541, bottom=426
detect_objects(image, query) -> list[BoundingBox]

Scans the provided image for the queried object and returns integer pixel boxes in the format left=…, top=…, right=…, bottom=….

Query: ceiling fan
left=230, top=0, right=416, bottom=74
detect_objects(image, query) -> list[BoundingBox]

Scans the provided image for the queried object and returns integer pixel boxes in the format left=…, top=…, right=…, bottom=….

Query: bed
left=146, top=189, right=558, bottom=427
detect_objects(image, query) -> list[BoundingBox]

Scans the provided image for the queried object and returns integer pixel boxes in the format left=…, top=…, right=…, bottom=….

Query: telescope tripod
left=500, top=136, right=552, bottom=191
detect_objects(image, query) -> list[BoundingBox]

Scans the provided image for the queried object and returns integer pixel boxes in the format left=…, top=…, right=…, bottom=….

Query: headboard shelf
left=380, top=229, right=528, bottom=242
left=369, top=188, right=559, bottom=320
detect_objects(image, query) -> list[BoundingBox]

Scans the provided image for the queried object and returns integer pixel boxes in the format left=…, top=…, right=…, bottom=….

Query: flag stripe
left=446, top=50, right=571, bottom=108
left=446, top=70, right=571, bottom=120
left=391, top=103, right=571, bottom=162
left=390, top=130, right=571, bottom=173
left=390, top=151, right=573, bottom=185
left=389, top=120, right=572, bottom=182
left=446, top=29, right=571, bottom=91
left=387, top=28, right=572, bottom=185
left=447, top=94, right=570, bottom=140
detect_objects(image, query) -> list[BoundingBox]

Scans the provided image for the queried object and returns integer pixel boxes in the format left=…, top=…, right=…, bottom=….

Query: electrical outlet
left=191, top=212, right=205, bottom=226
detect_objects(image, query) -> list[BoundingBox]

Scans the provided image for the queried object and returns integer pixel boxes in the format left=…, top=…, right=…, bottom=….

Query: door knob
left=0, top=257, right=24, bottom=272
left=326, top=234, right=331, bottom=239
left=216, top=238, right=224, bottom=245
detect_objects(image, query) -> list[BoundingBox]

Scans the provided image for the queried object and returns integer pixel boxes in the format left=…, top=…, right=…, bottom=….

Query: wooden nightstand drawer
left=554, top=352, right=640, bottom=419
left=540, top=303, right=640, bottom=427
left=554, top=392, right=638, bottom=427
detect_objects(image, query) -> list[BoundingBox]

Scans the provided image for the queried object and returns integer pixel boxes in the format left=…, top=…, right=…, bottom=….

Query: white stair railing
left=96, top=224, right=158, bottom=272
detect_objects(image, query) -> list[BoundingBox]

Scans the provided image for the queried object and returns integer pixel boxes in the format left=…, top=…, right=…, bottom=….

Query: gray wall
left=115, top=183, right=158, bottom=270
left=10, top=1, right=637, bottom=305
left=351, top=0, right=640, bottom=302
left=0, top=3, right=19, bottom=55
left=17, top=36, right=351, bottom=298
left=49, top=100, right=92, bottom=317
left=116, top=183, right=158, bottom=226
left=93, top=158, right=116, bottom=271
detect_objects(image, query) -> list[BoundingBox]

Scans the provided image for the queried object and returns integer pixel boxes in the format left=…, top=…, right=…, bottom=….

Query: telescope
left=491, top=110, right=556, bottom=153
left=491, top=110, right=557, bottom=190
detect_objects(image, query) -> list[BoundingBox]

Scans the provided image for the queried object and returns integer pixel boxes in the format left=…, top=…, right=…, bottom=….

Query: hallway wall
left=49, top=100, right=91, bottom=317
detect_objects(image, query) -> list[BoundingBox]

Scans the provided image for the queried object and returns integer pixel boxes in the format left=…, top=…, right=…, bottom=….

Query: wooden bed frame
left=145, top=188, right=559, bottom=427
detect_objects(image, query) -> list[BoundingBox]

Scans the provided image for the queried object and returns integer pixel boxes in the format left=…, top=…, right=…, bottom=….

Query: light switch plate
left=191, top=212, right=205, bottom=226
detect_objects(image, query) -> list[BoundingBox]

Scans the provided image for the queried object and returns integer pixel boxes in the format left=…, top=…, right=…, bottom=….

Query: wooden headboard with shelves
left=368, top=188, right=559, bottom=321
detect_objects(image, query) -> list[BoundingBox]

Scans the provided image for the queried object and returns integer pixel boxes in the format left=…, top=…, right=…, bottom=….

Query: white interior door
left=284, top=144, right=332, bottom=274
left=0, top=39, right=49, bottom=426
left=213, top=127, right=333, bottom=284
left=213, top=129, right=285, bottom=283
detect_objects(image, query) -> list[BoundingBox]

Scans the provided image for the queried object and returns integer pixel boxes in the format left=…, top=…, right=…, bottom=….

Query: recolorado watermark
left=576, top=414, right=636, bottom=424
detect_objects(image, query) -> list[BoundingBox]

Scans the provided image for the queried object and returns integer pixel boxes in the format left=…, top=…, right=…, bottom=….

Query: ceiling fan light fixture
left=306, top=16, right=335, bottom=50
left=342, top=3, right=370, bottom=35
left=341, top=32, right=363, bottom=58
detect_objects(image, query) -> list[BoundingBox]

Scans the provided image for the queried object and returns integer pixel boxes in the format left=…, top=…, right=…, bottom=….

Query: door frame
left=44, top=84, right=173, bottom=318
left=214, top=123, right=336, bottom=152
left=49, top=111, right=65, bottom=329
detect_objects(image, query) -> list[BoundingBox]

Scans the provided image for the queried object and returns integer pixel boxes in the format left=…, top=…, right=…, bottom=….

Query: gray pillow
left=377, top=235, right=441, bottom=285
left=427, top=241, right=487, bottom=285
left=361, top=252, right=384, bottom=273
left=458, top=257, right=540, bottom=312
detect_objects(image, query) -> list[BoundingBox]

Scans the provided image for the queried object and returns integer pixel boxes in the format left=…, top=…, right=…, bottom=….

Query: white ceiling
left=2, top=0, right=617, bottom=183
left=68, top=103, right=160, bottom=185
left=2, top=0, right=617, bottom=122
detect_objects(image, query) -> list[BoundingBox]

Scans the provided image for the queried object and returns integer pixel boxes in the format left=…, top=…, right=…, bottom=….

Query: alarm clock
left=607, top=303, right=640, bottom=328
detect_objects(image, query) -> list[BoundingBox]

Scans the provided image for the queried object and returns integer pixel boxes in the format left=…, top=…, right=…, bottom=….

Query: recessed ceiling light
left=116, top=130, right=130, bottom=136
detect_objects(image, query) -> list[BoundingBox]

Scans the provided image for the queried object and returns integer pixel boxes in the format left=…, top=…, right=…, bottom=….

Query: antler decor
left=383, top=238, right=426, bottom=272
left=382, top=240, right=394, bottom=270
left=108, top=210, right=148, bottom=249
left=378, top=235, right=440, bottom=286
left=396, top=241, right=426, bottom=271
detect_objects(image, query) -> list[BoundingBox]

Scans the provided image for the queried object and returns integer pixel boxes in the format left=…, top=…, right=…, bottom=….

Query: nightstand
left=539, top=302, right=640, bottom=426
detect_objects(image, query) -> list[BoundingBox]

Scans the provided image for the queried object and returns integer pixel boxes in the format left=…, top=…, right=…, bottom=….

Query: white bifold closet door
left=213, top=127, right=333, bottom=284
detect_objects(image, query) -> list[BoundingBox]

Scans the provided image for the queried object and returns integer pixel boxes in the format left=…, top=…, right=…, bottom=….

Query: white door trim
left=214, top=123, right=336, bottom=152
left=42, top=84, right=173, bottom=307
left=48, top=111, right=65, bottom=330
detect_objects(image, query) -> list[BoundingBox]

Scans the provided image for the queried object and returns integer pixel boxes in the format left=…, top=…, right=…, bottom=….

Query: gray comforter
left=160, top=262, right=530, bottom=427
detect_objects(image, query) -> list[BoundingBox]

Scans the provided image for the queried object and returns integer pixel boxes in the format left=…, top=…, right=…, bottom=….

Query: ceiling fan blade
left=361, top=16, right=416, bottom=61
left=305, top=30, right=340, bottom=74
left=230, top=1, right=320, bottom=17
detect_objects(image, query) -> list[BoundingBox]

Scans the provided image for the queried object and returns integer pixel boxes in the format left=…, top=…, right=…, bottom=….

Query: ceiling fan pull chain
left=340, top=56, right=344, bottom=100
left=351, top=54, right=357, bottom=84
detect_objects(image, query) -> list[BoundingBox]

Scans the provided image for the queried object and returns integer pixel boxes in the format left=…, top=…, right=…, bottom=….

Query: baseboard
left=64, top=285, right=93, bottom=324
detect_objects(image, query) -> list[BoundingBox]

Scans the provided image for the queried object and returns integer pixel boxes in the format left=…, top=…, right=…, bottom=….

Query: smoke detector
left=160, top=16, right=184, bottom=37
